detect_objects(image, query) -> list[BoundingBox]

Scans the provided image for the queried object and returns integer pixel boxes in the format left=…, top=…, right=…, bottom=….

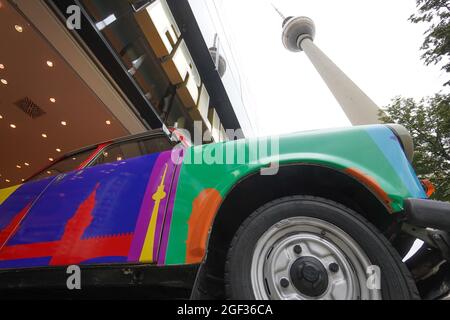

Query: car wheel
left=225, top=196, right=419, bottom=300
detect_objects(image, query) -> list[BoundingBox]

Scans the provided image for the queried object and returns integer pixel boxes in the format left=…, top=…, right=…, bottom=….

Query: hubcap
left=290, top=256, right=329, bottom=297
left=250, top=217, right=382, bottom=300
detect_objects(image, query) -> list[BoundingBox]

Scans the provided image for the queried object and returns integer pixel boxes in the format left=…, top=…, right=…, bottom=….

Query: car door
left=0, top=147, right=97, bottom=266
left=0, top=178, right=56, bottom=254
left=0, top=134, right=181, bottom=269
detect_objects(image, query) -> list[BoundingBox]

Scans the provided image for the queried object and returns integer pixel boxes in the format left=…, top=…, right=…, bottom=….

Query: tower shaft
left=299, top=38, right=382, bottom=126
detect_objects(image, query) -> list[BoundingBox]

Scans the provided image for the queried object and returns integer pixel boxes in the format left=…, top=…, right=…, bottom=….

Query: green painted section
left=165, top=125, right=426, bottom=265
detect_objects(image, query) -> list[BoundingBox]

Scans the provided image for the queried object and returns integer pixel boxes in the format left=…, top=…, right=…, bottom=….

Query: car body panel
left=0, top=150, right=182, bottom=269
left=0, top=178, right=55, bottom=251
left=164, top=125, right=427, bottom=265
left=0, top=125, right=427, bottom=271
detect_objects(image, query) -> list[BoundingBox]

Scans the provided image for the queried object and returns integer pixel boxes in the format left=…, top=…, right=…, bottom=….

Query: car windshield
left=28, top=148, right=95, bottom=182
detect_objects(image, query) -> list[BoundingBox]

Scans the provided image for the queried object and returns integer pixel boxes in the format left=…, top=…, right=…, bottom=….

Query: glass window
left=140, top=136, right=173, bottom=155
left=91, top=136, right=172, bottom=166
left=94, top=141, right=141, bottom=166
left=79, top=0, right=171, bottom=117
left=78, top=0, right=205, bottom=144
left=29, top=149, right=95, bottom=182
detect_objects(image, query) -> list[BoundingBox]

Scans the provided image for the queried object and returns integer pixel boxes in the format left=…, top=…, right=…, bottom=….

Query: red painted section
left=78, top=143, right=110, bottom=170
left=345, top=167, right=393, bottom=211
left=49, top=184, right=98, bottom=265
left=0, top=184, right=133, bottom=266
left=186, top=189, right=222, bottom=264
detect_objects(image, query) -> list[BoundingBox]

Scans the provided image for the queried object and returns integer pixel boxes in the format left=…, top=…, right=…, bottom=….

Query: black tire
left=225, top=196, right=419, bottom=300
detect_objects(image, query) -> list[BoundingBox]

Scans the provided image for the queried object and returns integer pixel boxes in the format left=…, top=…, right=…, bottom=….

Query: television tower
left=274, top=6, right=383, bottom=125
left=209, top=34, right=227, bottom=78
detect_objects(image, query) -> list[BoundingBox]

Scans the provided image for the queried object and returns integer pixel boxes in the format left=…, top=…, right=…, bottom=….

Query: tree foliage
left=381, top=94, right=450, bottom=201
left=410, top=0, right=450, bottom=86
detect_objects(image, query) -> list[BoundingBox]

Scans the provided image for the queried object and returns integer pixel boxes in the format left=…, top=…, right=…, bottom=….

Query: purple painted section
left=127, top=151, right=173, bottom=262
left=152, top=153, right=178, bottom=260
left=157, top=149, right=184, bottom=265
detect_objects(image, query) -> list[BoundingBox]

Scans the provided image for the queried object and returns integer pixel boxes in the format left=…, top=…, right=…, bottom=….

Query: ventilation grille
left=15, top=97, right=46, bottom=119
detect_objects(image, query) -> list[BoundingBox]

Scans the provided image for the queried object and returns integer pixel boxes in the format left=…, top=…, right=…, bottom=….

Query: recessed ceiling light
left=50, top=98, right=56, bottom=103
left=72, top=157, right=77, bottom=161
left=0, top=115, right=3, bottom=119
left=24, top=163, right=30, bottom=166
left=46, top=61, right=54, bottom=68
left=56, top=148, right=62, bottom=153
left=1, top=79, right=7, bottom=85
left=16, top=165, right=22, bottom=169
left=47, top=171, right=52, bottom=175
left=21, top=179, right=25, bottom=182
left=106, top=120, right=112, bottom=125
left=0, top=64, right=4, bottom=69
left=10, top=124, right=16, bottom=129
left=15, top=25, right=23, bottom=33
left=49, top=158, right=54, bottom=162
left=5, top=179, right=10, bottom=183
left=61, top=121, right=67, bottom=126
left=42, top=133, right=48, bottom=138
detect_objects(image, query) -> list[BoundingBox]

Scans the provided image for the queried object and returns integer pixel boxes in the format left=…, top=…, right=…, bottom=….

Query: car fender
left=162, top=125, right=427, bottom=266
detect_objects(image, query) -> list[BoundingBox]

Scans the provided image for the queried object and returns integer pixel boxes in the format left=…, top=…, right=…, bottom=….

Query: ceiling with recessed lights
left=0, top=0, right=129, bottom=189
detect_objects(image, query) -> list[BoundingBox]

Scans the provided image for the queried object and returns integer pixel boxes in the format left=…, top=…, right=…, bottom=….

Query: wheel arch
left=192, top=164, right=398, bottom=299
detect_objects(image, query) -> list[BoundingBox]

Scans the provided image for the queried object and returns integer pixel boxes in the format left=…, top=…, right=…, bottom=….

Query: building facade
left=0, top=0, right=245, bottom=188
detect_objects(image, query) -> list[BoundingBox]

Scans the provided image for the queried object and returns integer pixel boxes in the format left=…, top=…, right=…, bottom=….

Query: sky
left=190, top=0, right=448, bottom=137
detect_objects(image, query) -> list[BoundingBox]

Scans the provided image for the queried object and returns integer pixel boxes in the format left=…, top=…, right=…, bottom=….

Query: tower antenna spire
left=271, top=3, right=286, bottom=20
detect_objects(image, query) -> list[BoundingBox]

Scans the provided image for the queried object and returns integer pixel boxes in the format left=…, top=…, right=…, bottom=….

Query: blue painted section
left=81, top=257, right=128, bottom=264
left=7, top=153, right=159, bottom=246
left=0, top=257, right=51, bottom=269
left=0, top=178, right=55, bottom=231
left=365, top=126, right=427, bottom=199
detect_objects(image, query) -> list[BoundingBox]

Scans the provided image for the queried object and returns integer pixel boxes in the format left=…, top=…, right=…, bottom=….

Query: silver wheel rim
left=250, top=217, right=382, bottom=300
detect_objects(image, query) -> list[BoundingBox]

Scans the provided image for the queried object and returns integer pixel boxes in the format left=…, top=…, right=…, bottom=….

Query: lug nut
left=293, top=245, right=302, bottom=255
left=329, top=263, right=339, bottom=273
left=280, top=278, right=290, bottom=288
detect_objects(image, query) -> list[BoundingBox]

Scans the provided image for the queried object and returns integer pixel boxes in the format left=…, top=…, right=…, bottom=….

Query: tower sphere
left=209, top=46, right=227, bottom=78
left=282, top=16, right=316, bottom=52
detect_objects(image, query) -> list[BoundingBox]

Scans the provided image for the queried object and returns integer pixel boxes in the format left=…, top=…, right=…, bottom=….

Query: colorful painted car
left=0, top=124, right=449, bottom=300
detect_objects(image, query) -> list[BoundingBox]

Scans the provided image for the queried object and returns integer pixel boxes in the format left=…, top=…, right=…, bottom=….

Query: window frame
left=26, top=147, right=98, bottom=183
left=84, top=132, right=174, bottom=168
left=27, top=130, right=175, bottom=183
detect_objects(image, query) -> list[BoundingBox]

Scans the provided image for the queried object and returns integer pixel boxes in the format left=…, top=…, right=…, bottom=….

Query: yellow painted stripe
left=0, top=185, right=21, bottom=206
left=139, top=165, right=168, bottom=263
left=139, top=203, right=160, bottom=263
